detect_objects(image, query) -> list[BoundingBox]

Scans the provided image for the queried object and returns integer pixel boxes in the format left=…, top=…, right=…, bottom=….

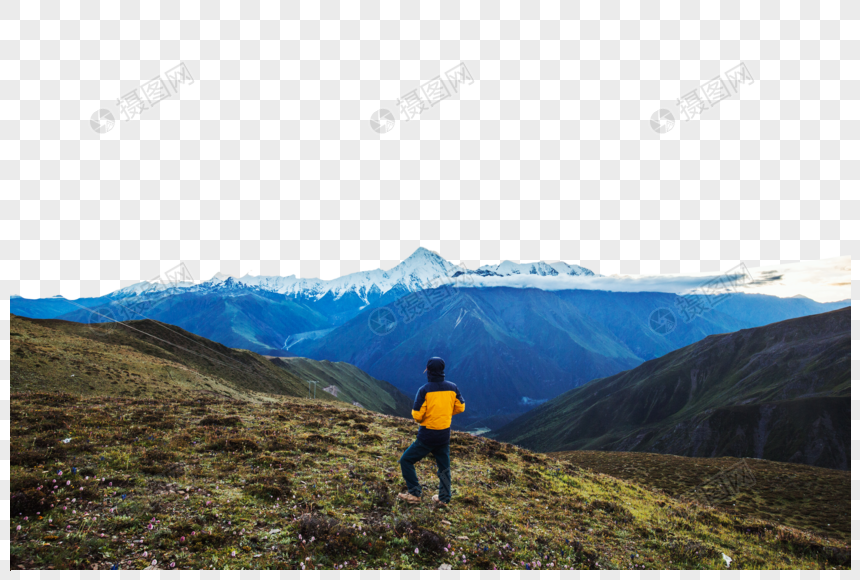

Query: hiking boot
left=432, top=494, right=449, bottom=506
left=397, top=492, right=421, bottom=504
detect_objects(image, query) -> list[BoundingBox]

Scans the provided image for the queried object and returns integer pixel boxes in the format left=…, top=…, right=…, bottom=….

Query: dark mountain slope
left=491, top=308, right=850, bottom=470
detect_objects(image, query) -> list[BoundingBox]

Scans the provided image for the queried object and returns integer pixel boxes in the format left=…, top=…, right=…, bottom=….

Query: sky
left=464, top=256, right=852, bottom=303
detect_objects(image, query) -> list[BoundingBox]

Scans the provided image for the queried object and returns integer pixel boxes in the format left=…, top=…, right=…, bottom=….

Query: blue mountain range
left=11, top=248, right=848, bottom=428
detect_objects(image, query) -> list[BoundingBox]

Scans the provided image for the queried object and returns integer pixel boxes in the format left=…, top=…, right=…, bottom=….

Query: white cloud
left=457, top=256, right=851, bottom=304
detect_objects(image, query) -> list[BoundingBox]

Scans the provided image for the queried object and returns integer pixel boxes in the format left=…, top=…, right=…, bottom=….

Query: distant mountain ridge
left=10, top=247, right=601, bottom=358
left=12, top=282, right=849, bottom=427
left=10, top=251, right=849, bottom=430
left=12, top=247, right=599, bottom=309
left=491, top=308, right=851, bottom=470
left=187, top=248, right=598, bottom=301
left=471, top=259, right=595, bottom=278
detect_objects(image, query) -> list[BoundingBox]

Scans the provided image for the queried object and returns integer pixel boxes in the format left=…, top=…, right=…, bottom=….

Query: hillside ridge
left=492, top=308, right=850, bottom=470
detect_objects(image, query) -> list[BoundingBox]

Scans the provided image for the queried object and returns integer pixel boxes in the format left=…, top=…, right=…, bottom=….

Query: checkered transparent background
left=1, top=0, right=858, bottom=575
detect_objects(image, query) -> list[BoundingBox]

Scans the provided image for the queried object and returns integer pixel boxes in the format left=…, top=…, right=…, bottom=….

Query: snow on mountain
left=546, top=262, right=597, bottom=277
left=104, top=279, right=196, bottom=299
left=221, top=247, right=465, bottom=303
left=475, top=259, right=597, bottom=278
left=97, top=247, right=598, bottom=305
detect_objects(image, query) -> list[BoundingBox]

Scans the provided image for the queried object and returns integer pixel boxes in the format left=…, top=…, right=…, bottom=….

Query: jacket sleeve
left=411, top=386, right=427, bottom=423
left=452, top=385, right=465, bottom=416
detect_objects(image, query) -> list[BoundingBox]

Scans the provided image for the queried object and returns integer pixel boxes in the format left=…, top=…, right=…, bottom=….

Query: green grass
left=9, top=390, right=851, bottom=571
left=548, top=450, right=850, bottom=542
left=267, top=357, right=413, bottom=418
left=9, top=314, right=851, bottom=570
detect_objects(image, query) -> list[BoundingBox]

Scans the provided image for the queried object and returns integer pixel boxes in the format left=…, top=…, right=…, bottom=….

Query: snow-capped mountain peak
left=387, top=247, right=463, bottom=284
left=546, top=261, right=596, bottom=277
left=475, top=259, right=596, bottom=278
left=98, top=247, right=597, bottom=304
left=193, top=247, right=464, bottom=303
left=105, top=278, right=196, bottom=299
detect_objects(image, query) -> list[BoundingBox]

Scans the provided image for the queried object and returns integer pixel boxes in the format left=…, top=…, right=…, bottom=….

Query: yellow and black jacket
left=412, top=358, right=465, bottom=446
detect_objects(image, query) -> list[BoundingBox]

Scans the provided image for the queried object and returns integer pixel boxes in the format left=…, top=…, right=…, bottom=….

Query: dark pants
left=398, top=438, right=451, bottom=502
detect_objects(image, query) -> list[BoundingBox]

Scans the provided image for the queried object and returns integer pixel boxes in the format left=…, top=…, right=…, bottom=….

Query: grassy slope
left=267, top=357, right=413, bottom=418
left=9, top=315, right=851, bottom=570
left=548, top=451, right=850, bottom=542
left=9, top=391, right=849, bottom=571
left=10, top=315, right=401, bottom=417
left=492, top=308, right=850, bottom=469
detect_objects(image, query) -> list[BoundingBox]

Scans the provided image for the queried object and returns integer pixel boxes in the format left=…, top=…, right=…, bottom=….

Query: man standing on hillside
left=397, top=357, right=465, bottom=506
